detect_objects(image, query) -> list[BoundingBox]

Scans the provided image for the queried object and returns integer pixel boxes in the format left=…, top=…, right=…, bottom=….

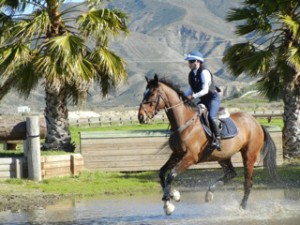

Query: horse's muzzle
left=138, top=113, right=145, bottom=124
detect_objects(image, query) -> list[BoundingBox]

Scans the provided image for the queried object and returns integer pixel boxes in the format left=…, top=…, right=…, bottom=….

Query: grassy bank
left=0, top=161, right=299, bottom=198
left=2, top=171, right=160, bottom=197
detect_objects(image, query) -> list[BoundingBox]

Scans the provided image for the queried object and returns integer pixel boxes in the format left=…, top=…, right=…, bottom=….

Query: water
left=0, top=188, right=299, bottom=225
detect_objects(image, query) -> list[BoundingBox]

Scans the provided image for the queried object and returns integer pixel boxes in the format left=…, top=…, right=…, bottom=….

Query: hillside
left=0, top=0, right=255, bottom=114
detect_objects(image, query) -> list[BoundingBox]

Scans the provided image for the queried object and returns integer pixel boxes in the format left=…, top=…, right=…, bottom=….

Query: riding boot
left=209, top=118, right=221, bottom=151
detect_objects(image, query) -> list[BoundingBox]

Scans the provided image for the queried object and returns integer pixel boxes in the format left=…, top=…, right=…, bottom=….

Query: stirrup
left=211, top=139, right=221, bottom=151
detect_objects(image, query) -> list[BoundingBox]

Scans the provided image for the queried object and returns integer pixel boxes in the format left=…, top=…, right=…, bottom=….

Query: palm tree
left=223, top=0, right=300, bottom=158
left=0, top=0, right=129, bottom=152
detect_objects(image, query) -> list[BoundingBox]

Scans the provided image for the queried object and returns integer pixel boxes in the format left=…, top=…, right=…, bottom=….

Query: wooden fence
left=70, top=112, right=283, bottom=127
left=80, top=126, right=283, bottom=172
left=0, top=157, right=24, bottom=179
left=0, top=154, right=84, bottom=179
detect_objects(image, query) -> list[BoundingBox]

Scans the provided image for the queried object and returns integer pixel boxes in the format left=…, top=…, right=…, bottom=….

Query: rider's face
left=188, top=60, right=199, bottom=70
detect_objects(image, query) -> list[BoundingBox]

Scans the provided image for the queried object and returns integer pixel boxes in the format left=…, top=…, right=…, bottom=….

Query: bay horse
left=138, top=74, right=278, bottom=215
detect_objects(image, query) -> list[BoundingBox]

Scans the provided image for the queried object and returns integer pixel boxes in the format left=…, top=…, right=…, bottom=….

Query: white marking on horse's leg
left=170, top=189, right=181, bottom=202
left=163, top=200, right=175, bottom=216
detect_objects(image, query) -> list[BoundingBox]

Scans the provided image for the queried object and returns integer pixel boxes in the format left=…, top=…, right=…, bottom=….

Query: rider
left=184, top=51, right=221, bottom=150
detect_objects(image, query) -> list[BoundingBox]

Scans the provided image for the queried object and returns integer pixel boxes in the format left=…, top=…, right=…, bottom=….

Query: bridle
left=140, top=93, right=162, bottom=120
left=141, top=91, right=185, bottom=120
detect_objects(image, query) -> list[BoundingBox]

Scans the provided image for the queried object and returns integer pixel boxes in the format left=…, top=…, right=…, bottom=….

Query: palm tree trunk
left=282, top=73, right=300, bottom=158
left=42, top=80, right=75, bottom=152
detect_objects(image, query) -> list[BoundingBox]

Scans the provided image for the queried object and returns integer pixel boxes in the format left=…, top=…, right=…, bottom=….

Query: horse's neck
left=162, top=85, right=195, bottom=130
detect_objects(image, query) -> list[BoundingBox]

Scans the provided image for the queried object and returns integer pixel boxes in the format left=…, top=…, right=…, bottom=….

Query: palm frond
left=73, top=56, right=96, bottom=80
left=14, top=62, right=39, bottom=98
left=256, top=70, right=283, bottom=100
left=41, top=35, right=84, bottom=76
left=0, top=74, right=16, bottom=100
left=226, top=7, right=259, bottom=22
left=223, top=42, right=254, bottom=76
left=280, top=15, right=300, bottom=40
left=34, top=55, right=55, bottom=79
left=90, top=47, right=127, bottom=96
left=288, top=46, right=300, bottom=71
left=77, top=8, right=129, bottom=38
left=0, top=43, right=31, bottom=76
left=4, top=9, right=51, bottom=45
left=92, top=47, right=126, bottom=80
left=43, top=35, right=84, bottom=59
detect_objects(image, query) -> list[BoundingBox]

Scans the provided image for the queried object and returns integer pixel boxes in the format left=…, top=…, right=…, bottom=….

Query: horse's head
left=138, top=74, right=166, bottom=124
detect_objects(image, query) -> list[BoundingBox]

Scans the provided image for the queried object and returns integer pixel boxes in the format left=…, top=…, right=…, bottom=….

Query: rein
left=141, top=89, right=197, bottom=134
left=159, top=94, right=197, bottom=134
left=176, top=115, right=197, bottom=133
left=164, top=101, right=184, bottom=112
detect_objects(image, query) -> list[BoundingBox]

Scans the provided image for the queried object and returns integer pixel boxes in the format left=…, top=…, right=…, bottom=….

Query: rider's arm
left=184, top=87, right=193, bottom=98
left=192, top=69, right=211, bottom=99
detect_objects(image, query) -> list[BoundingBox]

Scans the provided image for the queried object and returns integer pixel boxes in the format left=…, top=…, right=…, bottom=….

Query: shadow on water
left=0, top=188, right=300, bottom=225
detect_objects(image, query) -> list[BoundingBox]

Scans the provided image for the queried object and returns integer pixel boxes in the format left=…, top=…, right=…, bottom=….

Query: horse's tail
left=261, top=125, right=279, bottom=181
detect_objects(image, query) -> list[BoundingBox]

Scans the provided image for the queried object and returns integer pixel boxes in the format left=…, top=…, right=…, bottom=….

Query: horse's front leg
left=205, top=159, right=237, bottom=202
left=161, top=151, right=196, bottom=215
left=159, top=153, right=182, bottom=215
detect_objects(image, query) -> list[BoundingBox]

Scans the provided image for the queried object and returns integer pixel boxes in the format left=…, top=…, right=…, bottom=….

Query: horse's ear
left=145, top=76, right=149, bottom=83
left=154, top=74, right=159, bottom=84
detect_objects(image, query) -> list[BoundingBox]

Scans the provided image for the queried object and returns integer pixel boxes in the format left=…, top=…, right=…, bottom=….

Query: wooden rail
left=0, top=154, right=84, bottom=179
left=70, top=112, right=283, bottom=127
left=80, top=126, right=283, bottom=172
left=252, top=113, right=283, bottom=123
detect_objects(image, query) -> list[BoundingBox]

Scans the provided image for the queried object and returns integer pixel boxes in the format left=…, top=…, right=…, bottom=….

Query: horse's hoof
left=205, top=191, right=214, bottom=202
left=240, top=202, right=247, bottom=210
left=163, top=201, right=175, bottom=216
left=170, top=189, right=181, bottom=202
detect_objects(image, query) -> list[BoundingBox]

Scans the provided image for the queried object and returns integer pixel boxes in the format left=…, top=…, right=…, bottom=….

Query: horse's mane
left=158, top=77, right=197, bottom=109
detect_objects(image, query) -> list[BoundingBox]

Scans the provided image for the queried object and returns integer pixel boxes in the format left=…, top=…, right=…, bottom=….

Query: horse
left=138, top=74, right=278, bottom=215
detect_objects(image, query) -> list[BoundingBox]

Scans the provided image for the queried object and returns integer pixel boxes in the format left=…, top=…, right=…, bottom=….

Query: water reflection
left=0, top=188, right=299, bottom=225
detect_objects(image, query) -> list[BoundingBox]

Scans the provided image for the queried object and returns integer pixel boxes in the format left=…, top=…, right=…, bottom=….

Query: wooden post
left=23, top=140, right=28, bottom=158
left=26, top=116, right=42, bottom=181
left=15, top=158, right=23, bottom=178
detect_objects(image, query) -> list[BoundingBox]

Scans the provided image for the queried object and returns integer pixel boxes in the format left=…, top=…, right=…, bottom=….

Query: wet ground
left=0, top=188, right=299, bottom=225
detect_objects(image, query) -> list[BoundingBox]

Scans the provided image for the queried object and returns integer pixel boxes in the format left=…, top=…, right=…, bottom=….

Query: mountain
left=1, top=0, right=254, bottom=114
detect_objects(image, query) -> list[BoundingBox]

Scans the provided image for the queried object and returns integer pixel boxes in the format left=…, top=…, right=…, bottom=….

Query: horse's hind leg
left=240, top=151, right=256, bottom=209
left=205, top=159, right=237, bottom=202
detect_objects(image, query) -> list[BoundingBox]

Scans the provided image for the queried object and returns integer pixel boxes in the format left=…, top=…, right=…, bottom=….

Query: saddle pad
left=200, top=116, right=238, bottom=139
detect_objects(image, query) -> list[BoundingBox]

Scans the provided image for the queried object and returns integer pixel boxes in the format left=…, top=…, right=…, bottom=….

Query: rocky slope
left=1, top=0, right=255, bottom=114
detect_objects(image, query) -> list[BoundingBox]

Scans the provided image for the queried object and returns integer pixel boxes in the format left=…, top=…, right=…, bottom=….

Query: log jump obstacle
left=80, top=126, right=283, bottom=172
left=0, top=116, right=84, bottom=180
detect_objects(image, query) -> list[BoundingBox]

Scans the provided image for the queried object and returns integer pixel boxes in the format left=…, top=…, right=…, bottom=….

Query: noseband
left=141, top=94, right=161, bottom=120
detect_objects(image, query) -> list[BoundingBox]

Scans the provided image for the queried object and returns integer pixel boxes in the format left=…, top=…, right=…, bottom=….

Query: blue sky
left=21, top=0, right=85, bottom=14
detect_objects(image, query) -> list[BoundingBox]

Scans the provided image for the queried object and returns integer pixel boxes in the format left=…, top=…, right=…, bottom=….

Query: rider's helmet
left=184, top=51, right=204, bottom=63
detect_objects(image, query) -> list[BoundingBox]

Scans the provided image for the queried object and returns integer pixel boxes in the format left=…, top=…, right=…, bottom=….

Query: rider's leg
left=207, top=93, right=221, bottom=150
left=208, top=116, right=221, bottom=150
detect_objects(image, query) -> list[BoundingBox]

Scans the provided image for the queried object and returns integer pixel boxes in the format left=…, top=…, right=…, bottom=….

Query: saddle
left=198, top=104, right=238, bottom=139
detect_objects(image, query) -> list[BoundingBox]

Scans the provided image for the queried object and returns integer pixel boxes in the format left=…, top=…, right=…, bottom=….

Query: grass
left=2, top=171, right=160, bottom=197
left=1, top=163, right=299, bottom=198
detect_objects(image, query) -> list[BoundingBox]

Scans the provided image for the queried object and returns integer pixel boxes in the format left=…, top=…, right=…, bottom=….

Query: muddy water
left=0, top=188, right=299, bottom=225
